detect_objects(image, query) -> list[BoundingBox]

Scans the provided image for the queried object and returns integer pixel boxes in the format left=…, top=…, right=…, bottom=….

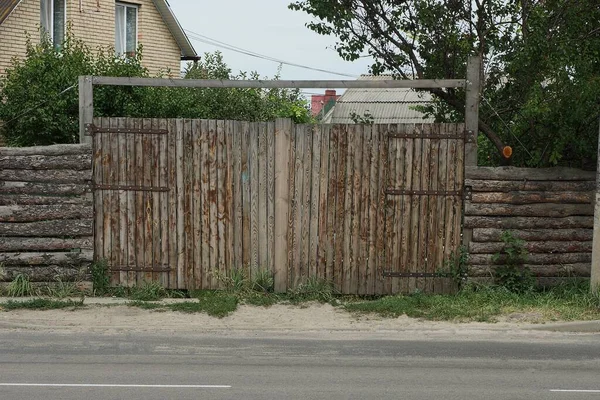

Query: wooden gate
left=90, top=118, right=466, bottom=293
left=384, top=123, right=467, bottom=293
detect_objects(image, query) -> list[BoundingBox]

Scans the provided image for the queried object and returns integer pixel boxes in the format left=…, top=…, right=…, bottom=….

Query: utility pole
left=591, top=117, right=600, bottom=293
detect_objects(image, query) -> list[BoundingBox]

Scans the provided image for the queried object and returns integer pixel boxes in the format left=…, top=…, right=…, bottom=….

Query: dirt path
left=0, top=301, right=596, bottom=342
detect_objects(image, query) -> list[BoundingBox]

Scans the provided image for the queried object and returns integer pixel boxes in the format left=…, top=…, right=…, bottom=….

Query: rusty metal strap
left=85, top=124, right=168, bottom=136
left=93, top=184, right=170, bottom=192
left=383, top=272, right=450, bottom=278
left=109, top=265, right=172, bottom=272
left=388, top=130, right=475, bottom=141
left=386, top=189, right=463, bottom=196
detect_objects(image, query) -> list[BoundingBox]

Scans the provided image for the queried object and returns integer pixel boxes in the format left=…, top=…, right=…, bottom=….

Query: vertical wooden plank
left=350, top=124, right=364, bottom=295
left=309, top=124, right=321, bottom=279
left=334, top=125, right=348, bottom=293
left=408, top=124, right=423, bottom=293
left=175, top=118, right=186, bottom=289
left=418, top=124, right=432, bottom=292
left=452, top=123, right=465, bottom=292
left=375, top=125, right=388, bottom=295
left=225, top=120, right=235, bottom=283
left=317, top=125, right=331, bottom=281
left=266, top=121, right=276, bottom=281
left=292, top=124, right=305, bottom=288
left=167, top=119, right=178, bottom=288
left=249, top=122, right=260, bottom=276
left=104, top=119, right=115, bottom=284
left=366, top=124, right=378, bottom=295
left=358, top=124, right=371, bottom=295
left=152, top=118, right=163, bottom=285
left=399, top=124, right=414, bottom=295
left=301, top=125, right=313, bottom=284
left=117, top=119, right=128, bottom=287
left=78, top=76, right=93, bottom=144
left=191, top=119, right=201, bottom=289
left=216, top=120, right=227, bottom=286
left=182, top=119, right=193, bottom=290
left=444, top=124, right=458, bottom=294
left=387, top=124, right=400, bottom=295
left=428, top=124, right=441, bottom=293
left=274, top=119, right=292, bottom=293
left=159, top=118, right=169, bottom=288
left=201, top=119, right=212, bottom=289
left=258, top=122, right=268, bottom=273
left=232, top=121, right=243, bottom=278
left=342, top=124, right=355, bottom=294
left=142, top=118, right=153, bottom=283
left=437, top=123, right=450, bottom=294
left=325, top=125, right=338, bottom=284
left=241, top=121, right=251, bottom=276
left=92, top=117, right=104, bottom=270
left=209, top=120, right=219, bottom=287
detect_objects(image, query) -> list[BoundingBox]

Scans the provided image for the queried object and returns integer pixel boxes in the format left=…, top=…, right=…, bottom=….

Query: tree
left=0, top=31, right=312, bottom=146
left=289, top=0, right=600, bottom=168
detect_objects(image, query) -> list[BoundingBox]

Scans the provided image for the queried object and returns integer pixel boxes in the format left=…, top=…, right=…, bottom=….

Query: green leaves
left=0, top=31, right=313, bottom=147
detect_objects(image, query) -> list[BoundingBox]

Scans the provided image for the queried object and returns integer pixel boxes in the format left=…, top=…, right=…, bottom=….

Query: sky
left=167, top=0, right=374, bottom=95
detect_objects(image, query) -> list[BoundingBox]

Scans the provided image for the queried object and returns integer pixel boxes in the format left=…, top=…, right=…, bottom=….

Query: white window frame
left=115, top=2, right=139, bottom=57
left=40, top=0, right=67, bottom=47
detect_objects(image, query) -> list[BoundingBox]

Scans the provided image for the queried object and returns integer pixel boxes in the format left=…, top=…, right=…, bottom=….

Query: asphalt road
left=0, top=332, right=599, bottom=400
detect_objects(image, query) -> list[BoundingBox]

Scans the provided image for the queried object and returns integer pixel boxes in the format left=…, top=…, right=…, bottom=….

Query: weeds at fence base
left=0, top=298, right=85, bottom=311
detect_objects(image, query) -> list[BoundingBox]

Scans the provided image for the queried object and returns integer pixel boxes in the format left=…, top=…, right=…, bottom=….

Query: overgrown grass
left=0, top=298, right=85, bottom=311
left=344, top=281, right=600, bottom=322
left=6, top=274, right=35, bottom=297
left=127, top=291, right=238, bottom=318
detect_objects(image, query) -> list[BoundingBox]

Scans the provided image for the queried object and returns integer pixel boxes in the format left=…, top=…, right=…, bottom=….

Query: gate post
left=79, top=75, right=94, bottom=144
left=274, top=118, right=292, bottom=292
left=462, top=56, right=481, bottom=253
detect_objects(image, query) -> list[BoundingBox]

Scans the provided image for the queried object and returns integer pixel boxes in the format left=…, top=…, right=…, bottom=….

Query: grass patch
left=344, top=282, right=600, bottom=322
left=0, top=298, right=85, bottom=311
left=6, top=274, right=35, bottom=297
left=127, top=291, right=238, bottom=318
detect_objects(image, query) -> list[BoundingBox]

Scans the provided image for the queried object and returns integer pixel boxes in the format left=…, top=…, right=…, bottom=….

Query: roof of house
left=0, top=0, right=197, bottom=59
left=0, top=0, right=19, bottom=25
left=322, top=75, right=434, bottom=124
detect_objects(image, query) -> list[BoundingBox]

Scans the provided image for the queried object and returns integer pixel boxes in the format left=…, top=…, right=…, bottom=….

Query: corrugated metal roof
left=0, top=0, right=21, bottom=25
left=152, top=0, right=198, bottom=59
left=322, top=75, right=435, bottom=124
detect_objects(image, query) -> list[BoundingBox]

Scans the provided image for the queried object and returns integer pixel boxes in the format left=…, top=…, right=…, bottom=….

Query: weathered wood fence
left=0, top=144, right=93, bottom=284
left=464, top=166, right=595, bottom=283
left=91, top=118, right=466, bottom=293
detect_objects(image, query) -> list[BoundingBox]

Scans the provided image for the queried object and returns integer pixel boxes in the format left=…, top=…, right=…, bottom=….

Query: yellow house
left=0, top=0, right=198, bottom=77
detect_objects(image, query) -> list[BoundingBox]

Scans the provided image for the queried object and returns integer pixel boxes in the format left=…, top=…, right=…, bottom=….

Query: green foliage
left=438, top=246, right=469, bottom=289
left=6, top=274, right=35, bottom=297
left=345, top=282, right=600, bottom=322
left=0, top=31, right=313, bottom=147
left=46, top=277, right=84, bottom=298
left=492, top=231, right=534, bottom=293
left=349, top=111, right=375, bottom=124
left=290, top=0, right=600, bottom=168
left=90, top=259, right=110, bottom=296
left=287, top=276, right=338, bottom=303
left=1, top=298, right=85, bottom=311
left=127, top=280, right=168, bottom=301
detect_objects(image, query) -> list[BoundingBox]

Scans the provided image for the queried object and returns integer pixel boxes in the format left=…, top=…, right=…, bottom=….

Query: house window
left=40, top=0, right=66, bottom=48
left=115, top=3, right=138, bottom=56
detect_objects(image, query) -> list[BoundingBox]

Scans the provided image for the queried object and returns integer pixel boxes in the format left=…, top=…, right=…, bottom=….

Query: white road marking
left=0, top=383, right=231, bottom=388
left=550, top=390, right=600, bottom=393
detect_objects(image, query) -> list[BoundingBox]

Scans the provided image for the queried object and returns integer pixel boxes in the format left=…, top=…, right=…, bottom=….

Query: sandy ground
left=0, top=300, right=597, bottom=341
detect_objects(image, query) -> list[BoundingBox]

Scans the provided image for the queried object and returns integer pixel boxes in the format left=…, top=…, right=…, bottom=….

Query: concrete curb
left=528, top=320, right=600, bottom=333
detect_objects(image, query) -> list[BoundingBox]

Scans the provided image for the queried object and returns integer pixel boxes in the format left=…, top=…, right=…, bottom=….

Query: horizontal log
left=0, top=169, right=91, bottom=184
left=0, top=237, right=93, bottom=252
left=464, top=216, right=593, bottom=229
left=472, top=228, right=594, bottom=242
left=471, top=191, right=592, bottom=205
left=0, top=265, right=90, bottom=282
left=0, top=181, right=91, bottom=195
left=468, top=252, right=592, bottom=265
left=465, top=166, right=595, bottom=181
left=466, top=276, right=590, bottom=288
left=0, top=144, right=91, bottom=156
left=469, top=264, right=590, bottom=278
left=0, top=251, right=94, bottom=266
left=465, top=179, right=595, bottom=192
left=0, top=219, right=93, bottom=237
left=0, top=204, right=92, bottom=222
left=465, top=203, right=593, bottom=217
left=0, top=194, right=92, bottom=206
left=469, top=241, right=592, bottom=254
left=0, top=154, right=91, bottom=171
